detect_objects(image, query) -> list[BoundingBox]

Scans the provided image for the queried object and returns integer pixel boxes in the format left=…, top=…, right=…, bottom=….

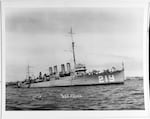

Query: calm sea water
left=6, top=79, right=145, bottom=110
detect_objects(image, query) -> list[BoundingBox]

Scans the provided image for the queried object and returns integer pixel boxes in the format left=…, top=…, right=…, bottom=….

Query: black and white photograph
left=1, top=0, right=149, bottom=117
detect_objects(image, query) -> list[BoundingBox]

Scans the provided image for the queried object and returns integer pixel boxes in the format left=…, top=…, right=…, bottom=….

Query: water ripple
left=6, top=80, right=144, bottom=110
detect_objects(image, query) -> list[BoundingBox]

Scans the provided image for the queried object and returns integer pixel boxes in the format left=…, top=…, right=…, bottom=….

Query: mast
left=27, top=65, right=30, bottom=79
left=69, top=27, right=76, bottom=69
left=122, top=61, right=124, bottom=70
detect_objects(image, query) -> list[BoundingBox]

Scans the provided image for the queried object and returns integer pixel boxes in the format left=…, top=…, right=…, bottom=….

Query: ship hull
left=20, top=69, right=124, bottom=88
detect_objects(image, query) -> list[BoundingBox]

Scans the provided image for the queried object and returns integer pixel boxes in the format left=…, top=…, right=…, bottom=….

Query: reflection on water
left=6, top=80, right=145, bottom=110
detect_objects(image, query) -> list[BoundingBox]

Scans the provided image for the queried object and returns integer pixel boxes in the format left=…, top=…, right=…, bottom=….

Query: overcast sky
left=5, top=7, right=144, bottom=82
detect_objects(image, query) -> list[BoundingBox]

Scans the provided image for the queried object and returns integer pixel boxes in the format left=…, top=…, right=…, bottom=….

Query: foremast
left=69, top=27, right=76, bottom=69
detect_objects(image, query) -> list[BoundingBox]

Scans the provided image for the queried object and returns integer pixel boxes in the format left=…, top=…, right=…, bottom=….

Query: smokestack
left=66, top=63, right=71, bottom=73
left=49, top=67, right=53, bottom=75
left=54, top=65, right=58, bottom=74
left=61, top=64, right=65, bottom=74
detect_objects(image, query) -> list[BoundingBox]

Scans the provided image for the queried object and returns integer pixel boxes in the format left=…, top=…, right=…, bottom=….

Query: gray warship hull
left=20, top=69, right=124, bottom=88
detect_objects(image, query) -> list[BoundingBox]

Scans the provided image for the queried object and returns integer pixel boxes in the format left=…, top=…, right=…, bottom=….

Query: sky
left=5, top=7, right=145, bottom=82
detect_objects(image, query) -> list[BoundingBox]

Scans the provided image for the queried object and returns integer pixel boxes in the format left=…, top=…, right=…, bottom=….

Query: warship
left=17, top=28, right=125, bottom=88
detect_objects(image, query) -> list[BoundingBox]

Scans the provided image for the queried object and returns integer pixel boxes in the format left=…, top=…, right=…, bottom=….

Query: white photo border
left=1, top=0, right=150, bottom=119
